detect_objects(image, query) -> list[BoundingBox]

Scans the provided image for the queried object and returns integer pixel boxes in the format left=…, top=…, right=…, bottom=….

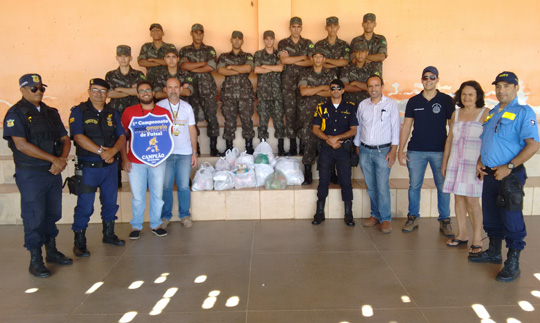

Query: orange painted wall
left=1, top=0, right=539, bottom=122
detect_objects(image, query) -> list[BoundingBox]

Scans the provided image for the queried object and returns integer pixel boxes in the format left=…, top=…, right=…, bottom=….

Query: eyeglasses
left=138, top=89, right=153, bottom=93
left=422, top=75, right=437, bottom=81
left=30, top=86, right=46, bottom=93
left=331, top=87, right=342, bottom=91
left=91, top=88, right=108, bottom=94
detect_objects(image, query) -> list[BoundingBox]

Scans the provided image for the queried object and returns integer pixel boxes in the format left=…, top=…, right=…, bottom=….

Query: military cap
left=363, top=13, right=376, bottom=22
left=326, top=16, right=339, bottom=25
left=191, top=23, right=204, bottom=32
left=422, top=66, right=439, bottom=77
left=492, top=71, right=519, bottom=85
left=89, top=78, right=110, bottom=90
left=290, top=17, right=302, bottom=26
left=164, top=45, right=178, bottom=56
left=330, top=79, right=345, bottom=89
left=149, top=23, right=163, bottom=31
left=19, top=74, right=46, bottom=88
left=310, top=45, right=328, bottom=57
left=353, top=41, right=369, bottom=52
left=231, top=31, right=244, bottom=39
left=263, top=30, right=275, bottom=39
left=116, top=45, right=131, bottom=56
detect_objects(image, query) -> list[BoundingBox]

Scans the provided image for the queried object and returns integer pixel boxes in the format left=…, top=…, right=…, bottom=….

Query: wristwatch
left=507, top=162, right=515, bottom=169
left=97, top=146, right=103, bottom=155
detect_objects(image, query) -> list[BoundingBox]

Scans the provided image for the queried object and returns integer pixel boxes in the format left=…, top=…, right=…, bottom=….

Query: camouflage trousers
left=257, top=99, right=285, bottom=139
left=299, top=100, right=323, bottom=165
left=222, top=99, right=255, bottom=140
left=282, top=79, right=300, bottom=139
left=188, top=93, right=220, bottom=138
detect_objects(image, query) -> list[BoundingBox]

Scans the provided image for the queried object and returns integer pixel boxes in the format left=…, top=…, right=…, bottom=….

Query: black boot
left=225, top=139, right=234, bottom=152
left=299, top=139, right=304, bottom=155
left=196, top=142, right=201, bottom=156
left=102, top=221, right=125, bottom=246
left=496, top=248, right=521, bottom=282
left=45, top=238, right=73, bottom=265
left=277, top=138, right=286, bottom=156
left=245, top=138, right=254, bottom=154
left=302, top=164, right=312, bottom=185
left=287, top=138, right=297, bottom=156
left=29, top=248, right=50, bottom=278
left=210, top=136, right=222, bottom=157
left=73, top=229, right=90, bottom=257
left=344, top=201, right=355, bottom=226
left=469, top=237, right=502, bottom=263
left=312, top=199, right=325, bottom=225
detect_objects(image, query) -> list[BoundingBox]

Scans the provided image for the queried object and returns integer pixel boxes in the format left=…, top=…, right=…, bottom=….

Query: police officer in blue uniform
left=472, top=71, right=539, bottom=282
left=3, top=74, right=73, bottom=278
left=69, top=78, right=127, bottom=257
left=312, top=79, right=358, bottom=226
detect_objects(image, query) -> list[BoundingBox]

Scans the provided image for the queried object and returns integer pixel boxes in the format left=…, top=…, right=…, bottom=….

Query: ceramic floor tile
left=0, top=315, right=69, bottom=323
left=421, top=305, right=540, bottom=323
left=248, top=308, right=427, bottom=323
left=67, top=312, right=246, bottom=323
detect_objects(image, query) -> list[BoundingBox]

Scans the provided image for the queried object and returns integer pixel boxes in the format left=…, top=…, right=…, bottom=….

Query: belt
left=360, top=142, right=391, bottom=150
left=15, top=164, right=50, bottom=172
left=79, top=161, right=111, bottom=168
left=484, top=164, right=524, bottom=176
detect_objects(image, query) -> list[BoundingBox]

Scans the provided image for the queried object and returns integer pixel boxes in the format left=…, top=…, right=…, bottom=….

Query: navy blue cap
left=330, top=79, right=345, bottom=89
left=422, top=66, right=439, bottom=77
left=492, top=71, right=518, bottom=85
left=19, top=74, right=46, bottom=88
left=89, top=78, right=110, bottom=90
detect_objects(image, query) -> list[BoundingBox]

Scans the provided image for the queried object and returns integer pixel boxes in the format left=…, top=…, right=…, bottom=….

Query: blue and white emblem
left=432, top=103, right=441, bottom=114
left=128, top=113, right=173, bottom=166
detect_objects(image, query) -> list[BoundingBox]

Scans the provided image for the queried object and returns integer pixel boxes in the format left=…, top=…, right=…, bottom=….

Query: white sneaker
left=161, top=219, right=170, bottom=229
left=181, top=217, right=193, bottom=228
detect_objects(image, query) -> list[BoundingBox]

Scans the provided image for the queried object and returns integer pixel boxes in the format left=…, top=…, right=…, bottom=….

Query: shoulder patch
left=69, top=117, right=75, bottom=123
left=382, top=40, right=387, bottom=45
left=530, top=119, right=536, bottom=126
left=345, top=47, right=350, bottom=52
left=210, top=50, right=216, bottom=55
left=308, top=44, right=315, bottom=49
left=6, top=119, right=14, bottom=127
left=187, top=77, right=193, bottom=82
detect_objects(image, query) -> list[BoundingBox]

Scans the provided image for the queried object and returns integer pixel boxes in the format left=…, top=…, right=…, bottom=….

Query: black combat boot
left=29, top=248, right=50, bottom=278
left=496, top=248, right=521, bottom=282
left=73, top=229, right=90, bottom=257
left=225, top=140, right=234, bottom=152
left=196, top=142, right=201, bottom=156
left=45, top=238, right=73, bottom=265
left=302, top=164, right=312, bottom=185
left=287, top=138, right=297, bottom=156
left=210, top=137, right=222, bottom=157
left=277, top=138, right=286, bottom=156
left=245, top=138, right=254, bottom=154
left=102, top=221, right=125, bottom=246
left=312, top=199, right=326, bottom=225
left=469, top=237, right=502, bottom=263
left=344, top=201, right=355, bottom=226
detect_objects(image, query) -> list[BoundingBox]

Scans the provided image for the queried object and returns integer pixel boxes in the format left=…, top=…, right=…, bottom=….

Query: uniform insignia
left=187, top=77, right=193, bottom=82
left=345, top=48, right=350, bottom=52
left=6, top=119, right=14, bottom=127
left=141, top=75, right=146, bottom=80
left=210, top=50, right=216, bottom=55
left=323, top=108, right=328, bottom=115
left=382, top=40, right=387, bottom=45
left=69, top=117, right=75, bottom=123
left=308, top=44, right=315, bottom=48
left=373, top=71, right=380, bottom=76
left=28, top=116, right=32, bottom=123
left=341, top=111, right=350, bottom=115
left=31, top=75, right=40, bottom=83
left=531, top=120, right=536, bottom=126
left=502, top=112, right=516, bottom=120
left=485, top=114, right=493, bottom=122
left=432, top=103, right=441, bottom=114
left=85, top=119, right=99, bottom=124
left=247, top=56, right=253, bottom=60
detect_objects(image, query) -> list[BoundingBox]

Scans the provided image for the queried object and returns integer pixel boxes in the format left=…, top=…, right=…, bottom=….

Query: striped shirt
left=353, top=95, right=400, bottom=147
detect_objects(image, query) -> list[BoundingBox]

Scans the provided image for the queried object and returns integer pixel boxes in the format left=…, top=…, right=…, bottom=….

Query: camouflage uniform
left=105, top=67, right=146, bottom=114
left=298, top=68, right=337, bottom=165
left=315, top=37, right=350, bottom=77
left=277, top=36, right=314, bottom=138
left=350, top=34, right=387, bottom=75
left=179, top=43, right=220, bottom=137
left=340, top=62, right=379, bottom=107
left=217, top=50, right=255, bottom=140
left=137, top=41, right=174, bottom=88
left=253, top=48, right=285, bottom=139
left=149, top=66, right=195, bottom=102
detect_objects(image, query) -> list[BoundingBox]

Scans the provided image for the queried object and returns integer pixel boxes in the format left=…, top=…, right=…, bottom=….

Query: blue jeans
left=406, top=151, right=450, bottom=220
left=162, top=154, right=192, bottom=220
left=128, top=162, right=166, bottom=230
left=359, top=146, right=392, bottom=222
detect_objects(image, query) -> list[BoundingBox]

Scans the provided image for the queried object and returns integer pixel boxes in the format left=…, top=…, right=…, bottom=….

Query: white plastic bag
left=235, top=151, right=255, bottom=167
left=265, top=170, right=288, bottom=190
left=254, top=164, right=274, bottom=187
left=215, top=157, right=232, bottom=171
left=192, top=168, right=214, bottom=191
left=233, top=166, right=257, bottom=189
left=254, top=140, right=274, bottom=163
left=200, top=162, right=215, bottom=173
left=225, top=147, right=240, bottom=167
left=274, top=157, right=304, bottom=185
left=213, top=170, right=235, bottom=191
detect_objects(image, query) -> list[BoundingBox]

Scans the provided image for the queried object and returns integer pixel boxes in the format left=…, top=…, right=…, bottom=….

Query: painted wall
left=1, top=0, right=539, bottom=122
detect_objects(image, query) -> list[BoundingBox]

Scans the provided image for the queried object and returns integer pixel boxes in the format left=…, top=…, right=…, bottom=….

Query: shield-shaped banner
left=128, top=113, right=173, bottom=166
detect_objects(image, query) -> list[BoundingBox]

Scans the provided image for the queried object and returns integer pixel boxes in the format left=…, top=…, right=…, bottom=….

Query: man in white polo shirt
left=158, top=77, right=198, bottom=229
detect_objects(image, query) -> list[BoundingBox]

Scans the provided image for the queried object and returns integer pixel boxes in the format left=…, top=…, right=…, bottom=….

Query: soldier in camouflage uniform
left=149, top=46, right=194, bottom=101
left=341, top=42, right=379, bottom=107
left=298, top=46, right=337, bottom=184
left=254, top=30, right=286, bottom=156
left=278, top=17, right=314, bottom=156
left=137, top=23, right=174, bottom=94
left=315, top=17, right=350, bottom=78
left=350, top=13, right=388, bottom=75
left=179, top=24, right=221, bottom=156
left=217, top=31, right=255, bottom=154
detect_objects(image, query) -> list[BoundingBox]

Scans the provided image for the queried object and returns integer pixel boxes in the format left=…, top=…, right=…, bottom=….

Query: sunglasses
left=138, top=89, right=153, bottom=93
left=422, top=75, right=437, bottom=81
left=331, top=86, right=342, bottom=91
left=30, top=86, right=46, bottom=93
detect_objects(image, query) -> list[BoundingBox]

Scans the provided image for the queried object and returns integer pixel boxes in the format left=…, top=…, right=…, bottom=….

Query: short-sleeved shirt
left=105, top=66, right=146, bottom=114
left=217, top=50, right=255, bottom=100
left=253, top=48, right=282, bottom=100
left=138, top=41, right=175, bottom=82
left=179, top=43, right=218, bottom=96
left=340, top=62, right=379, bottom=106
left=350, top=33, right=387, bottom=74
left=312, top=99, right=358, bottom=136
left=480, top=97, right=539, bottom=167
left=149, top=66, right=194, bottom=95
left=404, top=90, right=454, bottom=152
left=121, top=104, right=172, bottom=164
left=315, top=37, right=350, bottom=61
left=298, top=68, right=337, bottom=106
left=278, top=36, right=314, bottom=76
left=156, top=99, right=196, bottom=155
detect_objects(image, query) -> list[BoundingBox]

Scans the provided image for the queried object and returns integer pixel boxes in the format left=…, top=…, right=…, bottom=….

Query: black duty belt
left=484, top=164, right=524, bottom=176
left=360, top=142, right=391, bottom=150
left=79, top=161, right=111, bottom=168
left=15, top=164, right=51, bottom=172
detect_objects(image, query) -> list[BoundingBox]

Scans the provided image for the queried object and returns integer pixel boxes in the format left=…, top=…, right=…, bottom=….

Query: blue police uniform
left=480, top=97, right=539, bottom=250
left=3, top=98, right=67, bottom=250
left=69, top=100, right=125, bottom=231
left=312, top=99, right=358, bottom=202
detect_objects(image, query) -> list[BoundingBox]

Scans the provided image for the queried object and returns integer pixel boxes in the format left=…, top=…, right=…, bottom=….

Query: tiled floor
left=1, top=217, right=540, bottom=323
